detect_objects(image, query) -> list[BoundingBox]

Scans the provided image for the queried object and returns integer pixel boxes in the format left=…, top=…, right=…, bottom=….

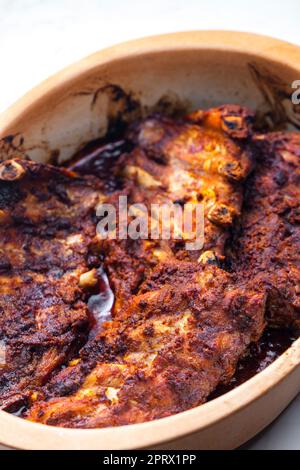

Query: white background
left=0, top=0, right=299, bottom=450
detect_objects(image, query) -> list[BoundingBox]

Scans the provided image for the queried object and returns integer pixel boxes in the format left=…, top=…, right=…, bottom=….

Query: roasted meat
left=100, top=106, right=254, bottom=308
left=28, top=262, right=266, bottom=427
left=0, top=159, right=103, bottom=411
left=229, top=132, right=300, bottom=329
left=0, top=105, right=298, bottom=429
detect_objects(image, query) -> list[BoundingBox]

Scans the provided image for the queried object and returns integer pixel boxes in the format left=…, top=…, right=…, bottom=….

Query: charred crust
left=0, top=106, right=299, bottom=429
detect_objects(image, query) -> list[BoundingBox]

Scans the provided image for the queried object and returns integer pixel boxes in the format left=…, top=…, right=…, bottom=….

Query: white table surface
left=0, top=0, right=299, bottom=450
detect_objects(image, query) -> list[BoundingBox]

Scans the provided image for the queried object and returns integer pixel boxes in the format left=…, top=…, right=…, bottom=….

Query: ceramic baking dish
left=0, top=31, right=299, bottom=450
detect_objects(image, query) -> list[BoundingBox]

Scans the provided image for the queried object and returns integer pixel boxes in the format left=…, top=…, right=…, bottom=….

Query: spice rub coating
left=28, top=263, right=266, bottom=428
left=0, top=159, right=103, bottom=412
left=101, top=106, right=254, bottom=309
left=0, top=105, right=299, bottom=428
left=229, top=132, right=300, bottom=329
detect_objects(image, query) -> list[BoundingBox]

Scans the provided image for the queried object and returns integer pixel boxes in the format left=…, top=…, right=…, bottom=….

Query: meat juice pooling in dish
left=0, top=105, right=298, bottom=427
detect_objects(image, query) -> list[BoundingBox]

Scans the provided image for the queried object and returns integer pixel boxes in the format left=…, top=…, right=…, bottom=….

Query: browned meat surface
left=229, top=132, right=300, bottom=329
left=0, top=159, right=103, bottom=411
left=0, top=105, right=298, bottom=428
left=28, top=263, right=266, bottom=427
left=101, top=106, right=254, bottom=309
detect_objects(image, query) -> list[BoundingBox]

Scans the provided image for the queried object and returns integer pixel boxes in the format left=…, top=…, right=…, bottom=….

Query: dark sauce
left=209, top=328, right=298, bottom=400
left=67, top=139, right=133, bottom=192
left=87, top=266, right=114, bottom=339
left=13, top=405, right=27, bottom=417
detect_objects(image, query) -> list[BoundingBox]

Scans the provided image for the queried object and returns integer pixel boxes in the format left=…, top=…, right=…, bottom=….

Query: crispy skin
left=27, top=263, right=266, bottom=427
left=0, top=159, right=102, bottom=411
left=101, top=106, right=254, bottom=309
left=230, top=133, right=300, bottom=329
left=0, top=106, right=298, bottom=429
left=25, top=107, right=266, bottom=428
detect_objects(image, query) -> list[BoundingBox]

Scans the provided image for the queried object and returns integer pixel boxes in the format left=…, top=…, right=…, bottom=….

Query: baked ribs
left=229, top=132, right=300, bottom=329
left=0, top=159, right=103, bottom=412
left=0, top=105, right=298, bottom=428
left=99, top=106, right=254, bottom=309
